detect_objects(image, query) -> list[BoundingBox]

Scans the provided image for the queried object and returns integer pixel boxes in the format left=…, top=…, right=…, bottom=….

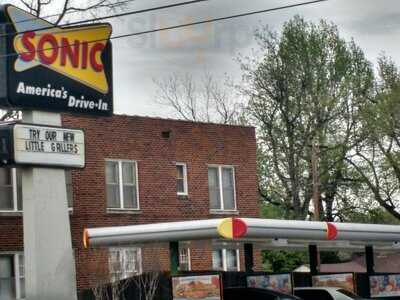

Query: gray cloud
left=108, top=0, right=400, bottom=116
left=349, top=12, right=400, bottom=35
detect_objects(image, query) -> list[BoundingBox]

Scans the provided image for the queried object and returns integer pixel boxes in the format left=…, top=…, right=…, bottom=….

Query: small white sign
left=13, top=124, right=85, bottom=168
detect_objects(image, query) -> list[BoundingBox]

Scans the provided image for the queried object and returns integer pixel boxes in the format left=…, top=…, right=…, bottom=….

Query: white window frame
left=0, top=168, right=20, bottom=213
left=176, top=163, right=188, bottom=196
left=0, top=252, right=25, bottom=299
left=178, top=247, right=191, bottom=271
left=106, top=159, right=140, bottom=211
left=212, top=248, right=240, bottom=272
left=15, top=253, right=24, bottom=299
left=208, top=165, right=237, bottom=211
left=108, top=247, right=142, bottom=281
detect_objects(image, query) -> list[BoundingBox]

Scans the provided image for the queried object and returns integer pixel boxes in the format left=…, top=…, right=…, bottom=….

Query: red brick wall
left=0, top=114, right=261, bottom=290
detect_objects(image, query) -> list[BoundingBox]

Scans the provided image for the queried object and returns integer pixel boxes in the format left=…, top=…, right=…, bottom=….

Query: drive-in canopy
left=83, top=218, right=400, bottom=251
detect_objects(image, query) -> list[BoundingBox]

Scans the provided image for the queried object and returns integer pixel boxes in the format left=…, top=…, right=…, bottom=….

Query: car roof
left=225, top=287, right=288, bottom=295
left=294, top=287, right=341, bottom=292
left=225, top=287, right=301, bottom=299
left=225, top=287, right=280, bottom=293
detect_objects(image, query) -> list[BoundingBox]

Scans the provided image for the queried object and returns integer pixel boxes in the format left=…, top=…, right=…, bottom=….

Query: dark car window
left=249, top=289, right=278, bottom=300
left=224, top=288, right=246, bottom=300
left=294, top=289, right=334, bottom=300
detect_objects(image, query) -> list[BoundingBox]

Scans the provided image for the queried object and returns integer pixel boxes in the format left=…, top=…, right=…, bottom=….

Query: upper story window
left=0, top=168, right=22, bottom=212
left=176, top=163, right=188, bottom=196
left=208, top=165, right=236, bottom=211
left=108, top=247, right=142, bottom=281
left=212, top=248, right=240, bottom=272
left=106, top=160, right=139, bottom=210
left=0, top=168, right=72, bottom=213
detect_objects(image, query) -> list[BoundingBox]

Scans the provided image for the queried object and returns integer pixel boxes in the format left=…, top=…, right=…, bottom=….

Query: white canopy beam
left=83, top=218, right=400, bottom=250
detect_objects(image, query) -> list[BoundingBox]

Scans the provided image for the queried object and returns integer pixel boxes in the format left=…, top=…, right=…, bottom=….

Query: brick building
left=0, top=114, right=261, bottom=298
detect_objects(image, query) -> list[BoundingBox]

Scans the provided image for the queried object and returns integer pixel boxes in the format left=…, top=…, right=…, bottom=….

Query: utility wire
left=0, top=0, right=328, bottom=59
left=0, top=0, right=210, bottom=39
left=4, top=0, right=137, bottom=26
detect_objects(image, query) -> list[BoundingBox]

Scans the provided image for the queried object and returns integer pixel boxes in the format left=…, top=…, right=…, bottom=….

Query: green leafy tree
left=346, top=57, right=400, bottom=220
left=263, top=250, right=308, bottom=273
left=241, top=16, right=374, bottom=220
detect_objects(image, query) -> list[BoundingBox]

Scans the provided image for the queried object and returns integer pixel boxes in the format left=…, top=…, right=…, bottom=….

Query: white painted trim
left=222, top=249, right=227, bottom=271
left=230, top=167, right=237, bottom=211
left=218, top=167, right=224, bottom=210
left=118, top=161, right=124, bottom=209
left=236, top=249, right=240, bottom=272
left=137, top=247, right=143, bottom=274
left=187, top=248, right=191, bottom=271
left=135, top=162, right=140, bottom=210
left=12, top=168, right=18, bottom=211
left=176, top=163, right=188, bottom=196
left=15, top=253, right=25, bottom=299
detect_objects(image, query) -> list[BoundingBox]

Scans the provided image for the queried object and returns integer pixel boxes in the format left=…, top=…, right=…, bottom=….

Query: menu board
left=172, top=274, right=221, bottom=300
left=312, top=273, right=355, bottom=292
left=247, top=274, right=292, bottom=294
left=370, top=274, right=400, bottom=298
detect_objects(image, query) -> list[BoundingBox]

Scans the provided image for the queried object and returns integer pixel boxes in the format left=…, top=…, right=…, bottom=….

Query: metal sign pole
left=22, top=110, right=78, bottom=300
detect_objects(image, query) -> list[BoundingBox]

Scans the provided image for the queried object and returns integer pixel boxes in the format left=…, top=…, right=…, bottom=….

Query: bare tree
left=89, top=257, right=111, bottom=300
left=110, top=277, right=135, bottom=300
left=2, top=0, right=128, bottom=24
left=131, top=272, right=160, bottom=300
left=153, top=71, right=244, bottom=125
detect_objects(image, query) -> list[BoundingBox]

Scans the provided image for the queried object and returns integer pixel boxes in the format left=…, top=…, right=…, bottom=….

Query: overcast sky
left=10, top=0, right=400, bottom=118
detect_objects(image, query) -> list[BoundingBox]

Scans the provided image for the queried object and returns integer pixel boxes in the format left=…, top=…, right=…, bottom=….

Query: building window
left=106, top=160, right=139, bottom=210
left=0, top=168, right=22, bottom=212
left=212, top=249, right=240, bottom=272
left=108, top=248, right=142, bottom=281
left=0, top=169, right=72, bottom=212
left=176, top=163, right=188, bottom=195
left=179, top=248, right=191, bottom=271
left=0, top=253, right=25, bottom=299
left=208, top=166, right=236, bottom=211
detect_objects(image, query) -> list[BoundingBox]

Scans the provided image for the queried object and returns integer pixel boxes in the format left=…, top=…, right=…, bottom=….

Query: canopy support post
left=309, top=244, right=320, bottom=276
left=365, top=245, right=375, bottom=274
left=244, top=243, right=254, bottom=273
left=170, top=241, right=180, bottom=275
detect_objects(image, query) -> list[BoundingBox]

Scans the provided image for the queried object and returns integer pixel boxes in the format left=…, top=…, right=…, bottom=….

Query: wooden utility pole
left=311, top=140, right=320, bottom=221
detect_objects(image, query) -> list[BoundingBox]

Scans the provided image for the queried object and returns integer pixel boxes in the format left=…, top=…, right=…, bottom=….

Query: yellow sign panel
left=9, top=6, right=112, bottom=94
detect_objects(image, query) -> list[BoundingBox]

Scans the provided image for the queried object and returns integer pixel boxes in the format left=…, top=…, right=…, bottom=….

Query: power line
left=0, top=0, right=210, bottom=39
left=0, top=0, right=328, bottom=59
left=4, top=0, right=137, bottom=26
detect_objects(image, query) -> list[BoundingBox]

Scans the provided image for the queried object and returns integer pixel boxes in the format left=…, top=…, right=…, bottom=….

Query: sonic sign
left=0, top=5, right=113, bottom=115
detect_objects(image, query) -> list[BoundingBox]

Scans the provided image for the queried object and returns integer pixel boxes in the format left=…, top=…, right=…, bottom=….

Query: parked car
left=294, top=287, right=369, bottom=300
left=224, top=287, right=302, bottom=300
